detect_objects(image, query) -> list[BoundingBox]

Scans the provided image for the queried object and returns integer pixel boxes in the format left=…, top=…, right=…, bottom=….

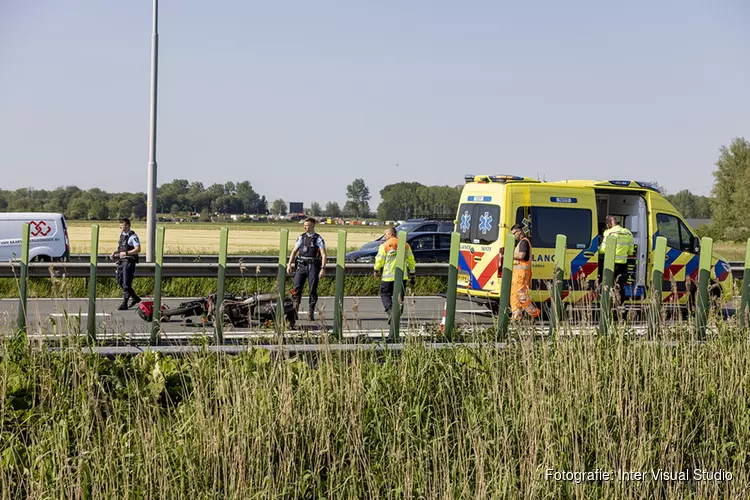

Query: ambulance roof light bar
left=464, top=174, right=538, bottom=184
left=603, top=179, right=663, bottom=194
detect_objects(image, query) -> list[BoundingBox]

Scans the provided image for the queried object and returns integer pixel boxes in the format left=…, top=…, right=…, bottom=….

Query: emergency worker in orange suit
left=510, top=224, right=541, bottom=320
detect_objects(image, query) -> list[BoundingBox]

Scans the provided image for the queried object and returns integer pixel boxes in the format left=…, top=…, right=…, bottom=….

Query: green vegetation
left=0, top=276, right=448, bottom=299
left=2, top=327, right=748, bottom=498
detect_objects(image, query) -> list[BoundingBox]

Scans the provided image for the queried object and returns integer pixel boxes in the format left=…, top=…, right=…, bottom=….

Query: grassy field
left=713, top=241, right=747, bottom=261
left=66, top=221, right=383, bottom=255
left=1, top=327, right=748, bottom=498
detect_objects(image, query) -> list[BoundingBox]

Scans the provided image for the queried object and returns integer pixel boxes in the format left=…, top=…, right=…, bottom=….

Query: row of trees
left=708, top=137, right=750, bottom=240
left=0, top=186, right=148, bottom=221
left=157, top=180, right=267, bottom=215
left=266, top=178, right=373, bottom=219
left=2, top=138, right=747, bottom=237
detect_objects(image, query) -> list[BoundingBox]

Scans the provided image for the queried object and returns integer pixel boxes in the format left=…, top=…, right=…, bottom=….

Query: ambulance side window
left=516, top=206, right=593, bottom=249
left=656, top=213, right=694, bottom=252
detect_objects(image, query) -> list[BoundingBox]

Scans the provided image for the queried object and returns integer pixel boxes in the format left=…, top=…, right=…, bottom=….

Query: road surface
left=0, top=295, right=508, bottom=341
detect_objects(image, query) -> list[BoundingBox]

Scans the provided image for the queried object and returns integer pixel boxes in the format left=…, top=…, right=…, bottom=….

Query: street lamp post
left=146, top=0, right=159, bottom=262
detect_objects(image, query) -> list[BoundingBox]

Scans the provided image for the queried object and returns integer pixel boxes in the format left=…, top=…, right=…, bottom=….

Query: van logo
left=29, top=220, right=51, bottom=237
left=479, top=212, right=493, bottom=234
left=460, top=211, right=471, bottom=233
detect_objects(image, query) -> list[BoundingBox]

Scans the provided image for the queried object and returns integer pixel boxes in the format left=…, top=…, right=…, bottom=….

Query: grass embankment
left=0, top=276, right=447, bottom=299
left=2, top=329, right=748, bottom=498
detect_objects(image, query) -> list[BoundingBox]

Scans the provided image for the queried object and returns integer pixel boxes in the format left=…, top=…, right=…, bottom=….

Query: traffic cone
left=440, top=301, right=447, bottom=334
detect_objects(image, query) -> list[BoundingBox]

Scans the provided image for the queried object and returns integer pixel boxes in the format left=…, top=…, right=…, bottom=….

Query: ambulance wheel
left=486, top=300, right=500, bottom=314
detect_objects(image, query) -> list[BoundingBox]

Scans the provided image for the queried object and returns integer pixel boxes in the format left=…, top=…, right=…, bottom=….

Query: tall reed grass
left=2, top=322, right=748, bottom=499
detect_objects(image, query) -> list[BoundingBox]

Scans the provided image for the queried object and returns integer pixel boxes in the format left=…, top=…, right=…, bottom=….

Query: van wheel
left=32, top=255, right=51, bottom=262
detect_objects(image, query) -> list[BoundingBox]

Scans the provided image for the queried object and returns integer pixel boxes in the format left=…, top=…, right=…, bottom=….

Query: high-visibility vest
left=599, top=225, right=635, bottom=264
left=513, top=236, right=532, bottom=271
left=374, top=237, right=417, bottom=282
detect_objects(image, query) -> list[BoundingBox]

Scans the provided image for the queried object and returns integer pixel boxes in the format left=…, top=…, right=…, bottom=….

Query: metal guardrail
left=0, top=262, right=449, bottom=279
left=0, top=261, right=744, bottom=280
left=66, top=254, right=324, bottom=264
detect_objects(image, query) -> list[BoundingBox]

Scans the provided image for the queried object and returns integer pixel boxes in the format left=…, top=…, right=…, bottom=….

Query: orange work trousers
left=510, top=263, right=540, bottom=320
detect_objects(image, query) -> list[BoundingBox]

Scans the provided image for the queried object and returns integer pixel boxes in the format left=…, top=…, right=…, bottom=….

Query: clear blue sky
left=1, top=0, right=748, bottom=209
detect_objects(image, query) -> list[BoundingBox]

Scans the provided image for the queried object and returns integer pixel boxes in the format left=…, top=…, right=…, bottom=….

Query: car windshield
left=373, top=222, right=421, bottom=242
left=395, top=222, right=420, bottom=232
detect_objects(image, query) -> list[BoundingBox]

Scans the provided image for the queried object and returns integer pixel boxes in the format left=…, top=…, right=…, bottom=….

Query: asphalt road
left=0, top=295, right=504, bottom=341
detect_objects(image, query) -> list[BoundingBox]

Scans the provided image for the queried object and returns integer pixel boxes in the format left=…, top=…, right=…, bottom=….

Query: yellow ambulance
left=454, top=175, right=732, bottom=310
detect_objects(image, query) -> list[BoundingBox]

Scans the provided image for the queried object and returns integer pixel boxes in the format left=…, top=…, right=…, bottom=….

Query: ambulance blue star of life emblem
left=460, top=211, right=471, bottom=233
left=479, top=212, right=493, bottom=234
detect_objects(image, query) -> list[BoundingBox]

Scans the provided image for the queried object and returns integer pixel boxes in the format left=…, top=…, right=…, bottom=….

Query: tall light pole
left=146, top=0, right=159, bottom=262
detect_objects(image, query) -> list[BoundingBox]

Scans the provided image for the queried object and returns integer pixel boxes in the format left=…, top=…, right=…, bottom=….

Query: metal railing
left=0, top=260, right=744, bottom=279
left=5, top=223, right=750, bottom=345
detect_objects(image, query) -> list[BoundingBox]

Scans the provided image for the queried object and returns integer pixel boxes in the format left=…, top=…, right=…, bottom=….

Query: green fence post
left=389, top=230, right=408, bottom=342
left=739, top=238, right=750, bottom=331
left=333, top=230, right=347, bottom=340
left=550, top=234, right=567, bottom=335
left=87, top=224, right=99, bottom=342
left=648, top=236, right=667, bottom=338
left=17, top=223, right=30, bottom=335
left=214, top=227, right=229, bottom=344
left=444, top=232, right=460, bottom=341
left=497, top=233, right=515, bottom=341
left=696, top=237, right=713, bottom=340
left=277, top=229, right=289, bottom=339
left=150, top=226, right=165, bottom=345
left=599, top=235, right=616, bottom=335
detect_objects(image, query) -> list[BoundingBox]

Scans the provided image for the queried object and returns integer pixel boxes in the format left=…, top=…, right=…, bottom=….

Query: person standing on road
left=373, top=227, right=416, bottom=321
left=287, top=217, right=327, bottom=321
left=598, top=215, right=635, bottom=306
left=510, top=224, right=540, bottom=320
left=112, top=218, right=141, bottom=311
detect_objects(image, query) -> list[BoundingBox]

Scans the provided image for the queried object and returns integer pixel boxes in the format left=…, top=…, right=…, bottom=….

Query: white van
left=0, top=213, right=70, bottom=262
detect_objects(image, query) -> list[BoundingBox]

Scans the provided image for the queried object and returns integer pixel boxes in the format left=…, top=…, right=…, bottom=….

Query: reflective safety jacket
left=599, top=224, right=635, bottom=264
left=374, top=236, right=416, bottom=282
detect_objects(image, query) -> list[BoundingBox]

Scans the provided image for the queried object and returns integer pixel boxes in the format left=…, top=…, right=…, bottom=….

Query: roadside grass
left=1, top=315, right=748, bottom=498
left=0, top=276, right=448, bottom=299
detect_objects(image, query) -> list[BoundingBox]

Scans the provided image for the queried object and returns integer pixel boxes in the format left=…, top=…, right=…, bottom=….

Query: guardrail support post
left=648, top=236, right=667, bottom=338
left=277, top=229, right=289, bottom=339
left=333, top=230, right=347, bottom=340
left=599, top=234, right=616, bottom=335
left=444, top=232, right=460, bottom=341
left=17, top=223, right=30, bottom=336
left=87, top=224, right=99, bottom=342
left=550, top=234, right=567, bottom=335
left=214, top=227, right=229, bottom=344
left=389, top=230, right=408, bottom=342
left=696, top=237, right=713, bottom=340
left=497, top=233, right=515, bottom=341
left=739, top=238, right=750, bottom=331
left=150, top=226, right=165, bottom=345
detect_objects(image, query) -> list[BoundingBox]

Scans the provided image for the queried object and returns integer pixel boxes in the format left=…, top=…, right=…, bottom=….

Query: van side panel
left=0, top=215, right=66, bottom=261
left=647, top=193, right=732, bottom=304
left=517, top=186, right=599, bottom=304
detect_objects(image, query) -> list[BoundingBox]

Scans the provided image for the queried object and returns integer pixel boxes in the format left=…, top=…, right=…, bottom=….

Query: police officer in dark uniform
left=286, top=217, right=327, bottom=321
left=111, top=218, right=141, bottom=310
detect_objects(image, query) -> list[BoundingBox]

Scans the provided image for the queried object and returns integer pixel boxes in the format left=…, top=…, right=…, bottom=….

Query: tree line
left=1, top=138, right=747, bottom=239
